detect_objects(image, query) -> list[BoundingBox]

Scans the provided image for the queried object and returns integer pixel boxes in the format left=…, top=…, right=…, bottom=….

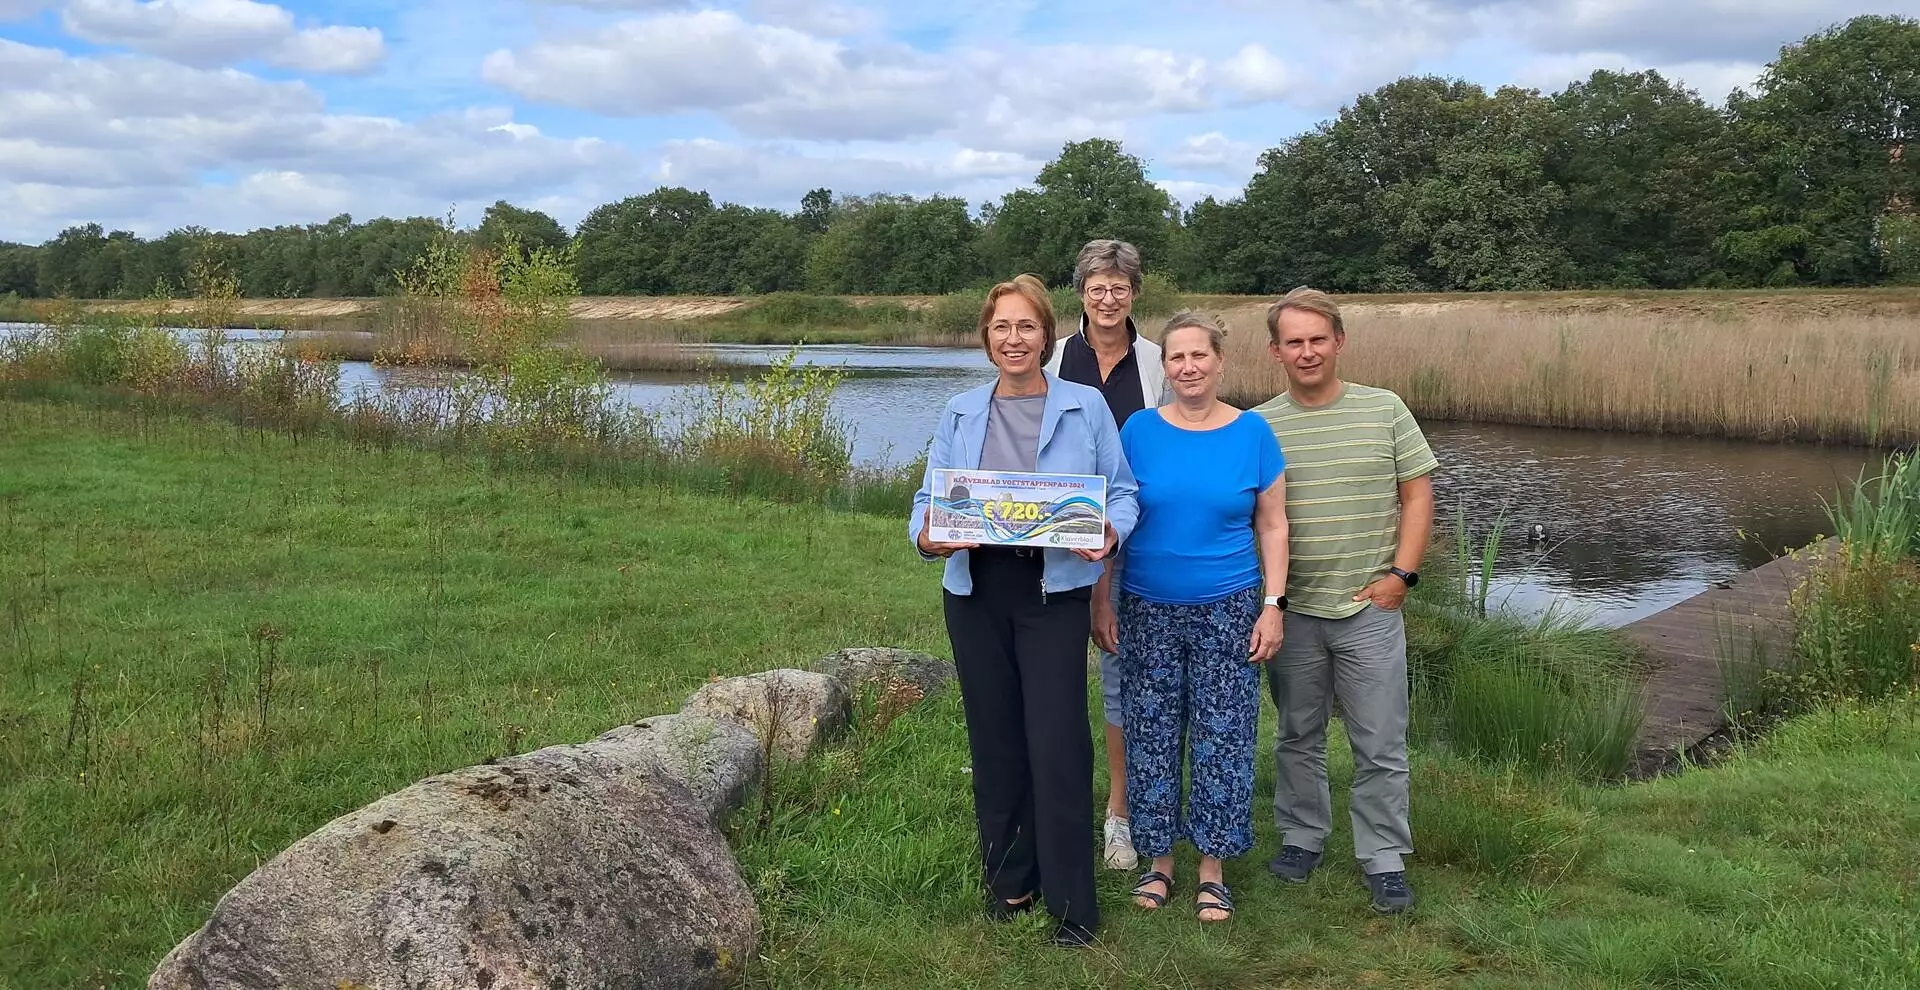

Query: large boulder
left=815, top=647, right=955, bottom=702
left=149, top=737, right=758, bottom=990
left=681, top=669, right=849, bottom=763
left=591, top=713, right=761, bottom=826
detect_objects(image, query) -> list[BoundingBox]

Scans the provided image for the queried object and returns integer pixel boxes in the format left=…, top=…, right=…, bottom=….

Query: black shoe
left=985, top=893, right=1035, bottom=922
left=1364, top=870, right=1416, bottom=914
left=1050, top=920, right=1097, bottom=948
left=1268, top=844, right=1322, bottom=883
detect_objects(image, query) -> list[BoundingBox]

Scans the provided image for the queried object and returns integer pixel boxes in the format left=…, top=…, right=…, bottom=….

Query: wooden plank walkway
left=1621, top=546, right=1818, bottom=769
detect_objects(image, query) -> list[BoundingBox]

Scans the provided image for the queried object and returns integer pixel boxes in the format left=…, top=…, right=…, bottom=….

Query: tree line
left=2, top=15, right=1915, bottom=302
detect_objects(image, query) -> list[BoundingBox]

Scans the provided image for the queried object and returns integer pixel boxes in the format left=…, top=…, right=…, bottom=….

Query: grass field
left=4, top=401, right=1918, bottom=990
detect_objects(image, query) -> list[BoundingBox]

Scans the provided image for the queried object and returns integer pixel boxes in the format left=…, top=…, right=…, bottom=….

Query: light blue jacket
left=909, top=373, right=1139, bottom=595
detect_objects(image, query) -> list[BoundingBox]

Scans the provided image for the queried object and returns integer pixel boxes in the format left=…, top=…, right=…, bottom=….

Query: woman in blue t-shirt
left=1099, top=311, right=1288, bottom=923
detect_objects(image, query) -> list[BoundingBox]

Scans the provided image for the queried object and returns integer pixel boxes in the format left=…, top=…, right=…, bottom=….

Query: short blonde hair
left=1265, top=286, right=1344, bottom=342
left=1158, top=311, right=1227, bottom=356
left=977, top=273, right=1058, bottom=367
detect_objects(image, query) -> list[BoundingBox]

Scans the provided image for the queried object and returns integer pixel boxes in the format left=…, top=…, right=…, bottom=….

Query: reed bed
left=1216, top=304, right=1920, bottom=446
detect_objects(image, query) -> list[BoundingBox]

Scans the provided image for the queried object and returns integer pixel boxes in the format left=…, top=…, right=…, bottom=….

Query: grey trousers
left=1266, top=605, right=1413, bottom=875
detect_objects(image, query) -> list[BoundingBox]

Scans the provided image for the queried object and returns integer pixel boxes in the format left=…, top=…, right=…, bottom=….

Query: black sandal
left=1196, top=881, right=1235, bottom=922
left=1130, top=870, right=1174, bottom=909
left=986, top=892, right=1036, bottom=922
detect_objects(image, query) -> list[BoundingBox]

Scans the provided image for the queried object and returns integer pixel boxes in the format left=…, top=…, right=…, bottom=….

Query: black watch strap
left=1388, top=566, right=1418, bottom=588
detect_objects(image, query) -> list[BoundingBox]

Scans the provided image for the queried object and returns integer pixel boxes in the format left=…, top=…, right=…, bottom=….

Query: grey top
left=980, top=393, right=1044, bottom=472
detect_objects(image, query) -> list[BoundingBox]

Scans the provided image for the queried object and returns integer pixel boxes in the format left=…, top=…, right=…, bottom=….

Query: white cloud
left=1424, top=0, right=1920, bottom=62
left=484, top=9, right=1272, bottom=153
left=1512, top=50, right=1765, bottom=103
left=1162, top=132, right=1259, bottom=172
left=482, top=10, right=956, bottom=140
left=744, top=0, right=881, bottom=35
left=651, top=137, right=1039, bottom=205
left=1217, top=44, right=1295, bottom=102
left=61, top=0, right=385, bottom=74
left=0, top=0, right=50, bottom=20
left=0, top=39, right=629, bottom=240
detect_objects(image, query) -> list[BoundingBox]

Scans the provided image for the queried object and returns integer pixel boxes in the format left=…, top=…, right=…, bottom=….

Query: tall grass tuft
left=1409, top=522, right=1646, bottom=781
left=1414, top=754, right=1601, bottom=879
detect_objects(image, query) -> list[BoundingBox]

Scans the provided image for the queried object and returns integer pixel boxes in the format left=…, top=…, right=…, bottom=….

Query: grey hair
left=1072, top=239, right=1144, bottom=294
left=1158, top=310, right=1227, bottom=356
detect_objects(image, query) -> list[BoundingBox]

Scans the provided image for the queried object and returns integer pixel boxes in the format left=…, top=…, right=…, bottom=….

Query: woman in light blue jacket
left=909, top=273, right=1138, bottom=948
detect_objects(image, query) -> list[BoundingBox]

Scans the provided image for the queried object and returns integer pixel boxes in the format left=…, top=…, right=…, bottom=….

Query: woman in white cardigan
left=1041, top=238, right=1171, bottom=876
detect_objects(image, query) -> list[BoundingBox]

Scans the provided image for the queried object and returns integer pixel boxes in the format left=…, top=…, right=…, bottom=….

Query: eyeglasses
left=988, top=320, right=1044, bottom=339
left=1084, top=284, right=1133, bottom=301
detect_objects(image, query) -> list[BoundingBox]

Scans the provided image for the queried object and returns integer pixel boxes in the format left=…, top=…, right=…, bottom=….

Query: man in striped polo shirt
left=1252, top=287, right=1436, bottom=915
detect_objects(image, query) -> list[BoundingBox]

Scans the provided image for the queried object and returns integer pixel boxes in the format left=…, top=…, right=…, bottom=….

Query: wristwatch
left=1263, top=594, right=1287, bottom=611
left=1387, top=566, right=1419, bottom=588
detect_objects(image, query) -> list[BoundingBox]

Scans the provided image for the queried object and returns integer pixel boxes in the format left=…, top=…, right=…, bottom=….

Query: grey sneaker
left=1102, top=814, right=1138, bottom=871
left=1364, top=870, right=1416, bottom=914
left=1268, top=844, right=1322, bottom=883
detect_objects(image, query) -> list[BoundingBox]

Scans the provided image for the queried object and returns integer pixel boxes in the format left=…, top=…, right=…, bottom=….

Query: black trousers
left=943, top=550, right=1098, bottom=930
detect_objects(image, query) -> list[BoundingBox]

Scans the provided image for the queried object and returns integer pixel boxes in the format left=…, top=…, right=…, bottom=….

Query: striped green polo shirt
left=1253, top=383, right=1439, bottom=620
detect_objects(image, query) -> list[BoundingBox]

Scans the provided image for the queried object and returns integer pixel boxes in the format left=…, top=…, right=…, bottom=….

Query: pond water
left=4, top=328, right=1880, bottom=627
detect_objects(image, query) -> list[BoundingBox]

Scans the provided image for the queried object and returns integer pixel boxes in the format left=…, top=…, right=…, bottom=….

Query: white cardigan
left=1043, top=316, right=1171, bottom=410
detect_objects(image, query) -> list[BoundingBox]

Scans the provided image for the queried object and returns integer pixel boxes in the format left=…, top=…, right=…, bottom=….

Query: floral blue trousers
left=1119, top=585, right=1262, bottom=860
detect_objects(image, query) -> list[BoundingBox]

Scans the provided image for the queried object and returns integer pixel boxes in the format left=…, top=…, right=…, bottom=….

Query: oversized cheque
left=928, top=468, right=1108, bottom=550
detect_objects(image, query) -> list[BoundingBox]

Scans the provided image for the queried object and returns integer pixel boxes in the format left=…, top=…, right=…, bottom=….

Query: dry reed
left=1211, top=302, right=1920, bottom=446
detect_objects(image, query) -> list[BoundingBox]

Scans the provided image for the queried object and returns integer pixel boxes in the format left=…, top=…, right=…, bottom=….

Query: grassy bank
left=4, top=402, right=1916, bottom=989
left=0, top=401, right=948, bottom=987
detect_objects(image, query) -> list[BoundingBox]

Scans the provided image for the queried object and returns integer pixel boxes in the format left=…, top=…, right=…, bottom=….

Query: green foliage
left=1881, top=214, right=1920, bottom=282
left=474, top=200, right=569, bottom=260
left=804, top=194, right=983, bottom=294
left=982, top=139, right=1174, bottom=285
left=573, top=186, right=717, bottom=295
left=677, top=346, right=856, bottom=499
left=1720, top=15, right=1920, bottom=286
left=744, top=293, right=863, bottom=329
left=1727, top=452, right=1920, bottom=734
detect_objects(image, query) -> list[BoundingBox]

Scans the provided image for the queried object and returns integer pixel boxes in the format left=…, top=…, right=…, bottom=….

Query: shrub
left=677, top=346, right=856, bottom=500
left=924, top=292, right=982, bottom=338
left=745, top=293, right=862, bottom=329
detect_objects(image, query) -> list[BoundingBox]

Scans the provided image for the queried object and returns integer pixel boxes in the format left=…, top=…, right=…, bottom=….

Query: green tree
left=983, top=139, right=1173, bottom=284
left=798, top=188, right=834, bottom=237
left=805, top=194, right=983, bottom=293
left=1208, top=77, right=1495, bottom=293
left=0, top=243, right=40, bottom=298
left=475, top=200, right=569, bottom=260
left=1392, top=85, right=1572, bottom=290
left=1722, top=15, right=1920, bottom=284
left=1549, top=70, right=1737, bottom=287
left=669, top=205, right=805, bottom=294
left=573, top=187, right=715, bottom=295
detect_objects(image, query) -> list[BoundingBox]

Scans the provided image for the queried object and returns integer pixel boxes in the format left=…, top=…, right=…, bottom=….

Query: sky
left=2, top=0, right=1915, bottom=244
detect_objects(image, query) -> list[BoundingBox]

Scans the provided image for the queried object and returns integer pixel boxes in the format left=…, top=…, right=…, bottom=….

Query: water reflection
left=1425, top=422, right=1876, bottom=625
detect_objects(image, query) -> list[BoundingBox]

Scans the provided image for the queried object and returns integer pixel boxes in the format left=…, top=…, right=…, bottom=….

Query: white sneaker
left=1103, top=814, right=1138, bottom=870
